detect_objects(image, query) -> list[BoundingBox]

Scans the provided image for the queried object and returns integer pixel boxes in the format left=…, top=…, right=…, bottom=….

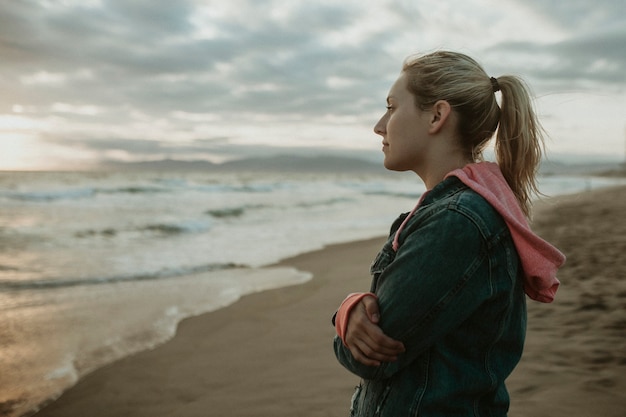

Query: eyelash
left=386, top=106, right=393, bottom=111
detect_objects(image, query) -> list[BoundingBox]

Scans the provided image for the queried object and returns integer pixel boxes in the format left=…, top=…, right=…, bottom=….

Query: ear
left=428, top=100, right=452, bottom=134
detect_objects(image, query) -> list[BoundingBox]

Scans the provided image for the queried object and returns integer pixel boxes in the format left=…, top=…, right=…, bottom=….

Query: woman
left=332, top=51, right=565, bottom=416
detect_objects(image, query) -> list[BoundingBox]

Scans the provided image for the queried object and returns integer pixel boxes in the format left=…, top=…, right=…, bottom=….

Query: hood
left=446, top=162, right=566, bottom=303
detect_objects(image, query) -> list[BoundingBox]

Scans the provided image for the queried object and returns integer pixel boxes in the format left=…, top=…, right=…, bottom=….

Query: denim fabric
left=334, top=176, right=526, bottom=417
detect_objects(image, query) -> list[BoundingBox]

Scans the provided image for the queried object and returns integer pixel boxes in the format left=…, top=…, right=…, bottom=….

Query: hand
left=344, top=295, right=405, bottom=366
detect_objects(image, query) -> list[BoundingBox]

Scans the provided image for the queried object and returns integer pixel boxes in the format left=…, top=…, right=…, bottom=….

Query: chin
left=383, top=158, right=406, bottom=172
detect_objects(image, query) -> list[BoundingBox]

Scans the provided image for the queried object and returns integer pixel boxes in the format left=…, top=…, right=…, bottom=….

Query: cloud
left=521, top=0, right=624, bottom=32
left=487, top=25, right=626, bottom=89
left=40, top=134, right=376, bottom=164
left=485, top=0, right=626, bottom=89
left=1, top=0, right=625, bottom=169
left=1, top=1, right=392, bottom=118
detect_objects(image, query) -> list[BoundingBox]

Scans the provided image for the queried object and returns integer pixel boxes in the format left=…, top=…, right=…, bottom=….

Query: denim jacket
left=334, top=176, right=526, bottom=417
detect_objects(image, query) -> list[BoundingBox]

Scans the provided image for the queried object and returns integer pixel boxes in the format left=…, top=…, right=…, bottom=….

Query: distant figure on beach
left=332, top=51, right=566, bottom=416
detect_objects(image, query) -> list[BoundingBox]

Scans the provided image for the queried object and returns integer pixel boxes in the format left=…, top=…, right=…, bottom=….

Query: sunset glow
left=1, top=1, right=624, bottom=170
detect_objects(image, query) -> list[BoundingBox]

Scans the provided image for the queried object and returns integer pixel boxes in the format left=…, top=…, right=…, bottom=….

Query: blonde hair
left=402, top=51, right=545, bottom=218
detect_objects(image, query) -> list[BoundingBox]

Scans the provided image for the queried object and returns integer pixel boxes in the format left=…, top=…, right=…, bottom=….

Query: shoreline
left=29, top=237, right=385, bottom=417
left=30, top=185, right=626, bottom=416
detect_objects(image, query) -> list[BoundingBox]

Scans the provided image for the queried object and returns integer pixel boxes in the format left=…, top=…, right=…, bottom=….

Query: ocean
left=0, top=168, right=623, bottom=416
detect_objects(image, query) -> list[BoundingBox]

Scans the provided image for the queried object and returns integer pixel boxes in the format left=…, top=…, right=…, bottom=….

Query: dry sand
left=32, top=186, right=626, bottom=417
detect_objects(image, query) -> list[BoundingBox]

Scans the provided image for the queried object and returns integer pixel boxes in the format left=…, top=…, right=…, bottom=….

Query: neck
left=416, top=153, right=473, bottom=189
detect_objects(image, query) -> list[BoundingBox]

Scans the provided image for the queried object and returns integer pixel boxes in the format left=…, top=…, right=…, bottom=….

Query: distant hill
left=95, top=155, right=388, bottom=174
left=218, top=154, right=385, bottom=173
left=539, top=159, right=624, bottom=176
left=95, top=155, right=623, bottom=176
left=96, top=159, right=219, bottom=171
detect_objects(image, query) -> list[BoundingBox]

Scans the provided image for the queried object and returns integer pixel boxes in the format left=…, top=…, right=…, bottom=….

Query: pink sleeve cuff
left=335, top=292, right=378, bottom=346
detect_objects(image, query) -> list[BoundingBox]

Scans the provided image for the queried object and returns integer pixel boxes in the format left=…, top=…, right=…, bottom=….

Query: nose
left=374, top=114, right=386, bottom=136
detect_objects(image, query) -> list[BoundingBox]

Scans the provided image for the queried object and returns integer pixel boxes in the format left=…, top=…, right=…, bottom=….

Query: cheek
left=386, top=117, right=400, bottom=139
left=388, top=110, right=411, bottom=133
left=387, top=118, right=410, bottom=145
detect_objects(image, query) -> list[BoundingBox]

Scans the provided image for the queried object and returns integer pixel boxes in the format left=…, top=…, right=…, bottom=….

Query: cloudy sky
left=1, top=0, right=625, bottom=170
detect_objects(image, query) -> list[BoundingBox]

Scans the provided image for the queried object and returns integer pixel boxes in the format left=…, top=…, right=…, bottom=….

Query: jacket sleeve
left=334, top=207, right=495, bottom=380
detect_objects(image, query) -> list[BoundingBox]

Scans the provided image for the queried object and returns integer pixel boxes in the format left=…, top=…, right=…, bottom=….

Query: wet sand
left=33, top=186, right=626, bottom=417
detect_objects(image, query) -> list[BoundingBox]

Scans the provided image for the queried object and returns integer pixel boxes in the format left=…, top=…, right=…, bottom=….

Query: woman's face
left=374, top=72, right=431, bottom=172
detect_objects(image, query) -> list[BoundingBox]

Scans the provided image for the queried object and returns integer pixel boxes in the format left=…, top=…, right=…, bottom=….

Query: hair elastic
left=490, top=77, right=500, bottom=93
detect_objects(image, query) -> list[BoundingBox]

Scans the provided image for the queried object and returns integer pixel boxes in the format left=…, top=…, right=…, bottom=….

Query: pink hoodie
left=445, top=162, right=565, bottom=303
left=335, top=162, right=565, bottom=344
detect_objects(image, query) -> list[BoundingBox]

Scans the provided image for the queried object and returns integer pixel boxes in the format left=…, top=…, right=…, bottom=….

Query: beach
left=30, top=185, right=626, bottom=417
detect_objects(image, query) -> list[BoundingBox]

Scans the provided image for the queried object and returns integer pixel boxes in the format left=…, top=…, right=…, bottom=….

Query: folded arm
left=334, top=209, right=493, bottom=380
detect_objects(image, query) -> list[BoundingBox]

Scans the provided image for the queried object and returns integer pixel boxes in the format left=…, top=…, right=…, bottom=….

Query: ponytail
left=494, top=76, right=545, bottom=218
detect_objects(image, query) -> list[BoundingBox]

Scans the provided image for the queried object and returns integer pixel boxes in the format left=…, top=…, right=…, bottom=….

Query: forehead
left=388, top=72, right=410, bottom=99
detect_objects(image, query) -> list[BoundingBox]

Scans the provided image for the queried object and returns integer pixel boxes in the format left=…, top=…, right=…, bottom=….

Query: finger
left=361, top=296, right=380, bottom=323
left=357, top=299, right=405, bottom=353
left=354, top=318, right=405, bottom=353
left=346, top=300, right=404, bottom=363
left=360, top=345, right=400, bottom=363
left=362, top=329, right=405, bottom=357
left=348, top=340, right=382, bottom=367
left=351, top=336, right=402, bottom=364
left=348, top=339, right=381, bottom=366
left=368, top=328, right=406, bottom=354
left=347, top=329, right=403, bottom=363
left=349, top=312, right=405, bottom=356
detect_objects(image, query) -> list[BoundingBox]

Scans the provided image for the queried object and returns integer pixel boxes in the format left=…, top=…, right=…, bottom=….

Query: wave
left=3, top=187, right=96, bottom=202
left=206, top=207, right=246, bottom=218
left=294, top=197, right=354, bottom=208
left=0, top=262, right=249, bottom=291
left=364, top=190, right=423, bottom=199
left=100, top=186, right=168, bottom=195
left=139, top=220, right=211, bottom=235
left=74, top=228, right=118, bottom=238
left=1, top=185, right=167, bottom=202
left=74, top=219, right=212, bottom=239
left=205, top=204, right=268, bottom=218
left=1, top=179, right=295, bottom=203
left=190, top=182, right=292, bottom=194
left=205, top=198, right=353, bottom=218
left=338, top=180, right=424, bottom=200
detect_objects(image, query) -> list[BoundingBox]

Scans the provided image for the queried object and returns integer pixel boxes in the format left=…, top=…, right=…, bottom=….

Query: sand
left=32, top=186, right=626, bottom=417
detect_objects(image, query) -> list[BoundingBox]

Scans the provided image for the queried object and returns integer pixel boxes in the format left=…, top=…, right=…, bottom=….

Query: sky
left=0, top=0, right=625, bottom=170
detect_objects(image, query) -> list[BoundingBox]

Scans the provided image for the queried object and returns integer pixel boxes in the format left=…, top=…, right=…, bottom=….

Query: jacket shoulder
left=448, top=187, right=509, bottom=237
